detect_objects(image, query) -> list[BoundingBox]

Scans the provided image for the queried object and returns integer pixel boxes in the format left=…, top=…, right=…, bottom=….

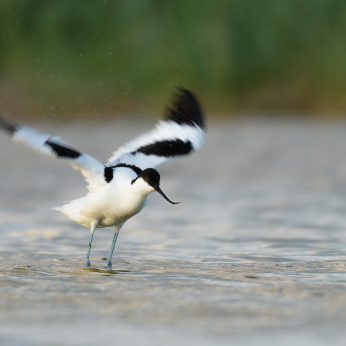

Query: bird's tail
left=53, top=197, right=87, bottom=222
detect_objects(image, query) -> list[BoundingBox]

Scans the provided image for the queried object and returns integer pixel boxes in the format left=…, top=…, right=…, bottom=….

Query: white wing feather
left=107, top=86, right=205, bottom=171
left=11, top=125, right=105, bottom=191
left=1, top=87, right=205, bottom=188
left=107, top=120, right=205, bottom=170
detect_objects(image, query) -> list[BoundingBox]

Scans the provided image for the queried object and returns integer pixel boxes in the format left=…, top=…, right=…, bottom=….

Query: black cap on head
left=139, top=168, right=160, bottom=188
left=140, top=168, right=180, bottom=205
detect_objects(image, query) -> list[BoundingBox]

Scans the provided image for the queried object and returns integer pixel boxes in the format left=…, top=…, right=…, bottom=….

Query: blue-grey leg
left=86, top=219, right=100, bottom=267
left=107, top=225, right=122, bottom=270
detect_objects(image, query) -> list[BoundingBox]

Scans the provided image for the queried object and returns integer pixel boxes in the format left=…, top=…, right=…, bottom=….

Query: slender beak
left=155, top=186, right=180, bottom=205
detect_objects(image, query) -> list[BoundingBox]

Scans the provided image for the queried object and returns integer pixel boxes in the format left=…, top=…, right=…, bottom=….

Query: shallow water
left=1, top=118, right=346, bottom=345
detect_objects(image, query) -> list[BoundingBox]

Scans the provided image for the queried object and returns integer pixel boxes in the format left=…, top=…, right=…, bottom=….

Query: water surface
left=1, top=119, right=346, bottom=345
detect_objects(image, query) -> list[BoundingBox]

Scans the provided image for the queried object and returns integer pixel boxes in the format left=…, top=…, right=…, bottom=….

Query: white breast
left=79, top=168, right=150, bottom=228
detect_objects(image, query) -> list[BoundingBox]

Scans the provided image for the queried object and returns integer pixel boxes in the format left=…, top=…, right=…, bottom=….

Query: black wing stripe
left=104, top=163, right=142, bottom=183
left=45, top=140, right=81, bottom=159
left=132, top=139, right=193, bottom=157
left=165, top=87, right=205, bottom=129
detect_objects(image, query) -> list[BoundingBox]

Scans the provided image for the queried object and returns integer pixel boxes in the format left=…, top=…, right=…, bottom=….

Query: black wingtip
left=164, top=86, right=205, bottom=129
left=0, top=115, right=19, bottom=136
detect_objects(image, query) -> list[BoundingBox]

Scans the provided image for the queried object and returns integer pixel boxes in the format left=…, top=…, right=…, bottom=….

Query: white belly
left=83, top=192, right=150, bottom=228
left=54, top=168, right=151, bottom=229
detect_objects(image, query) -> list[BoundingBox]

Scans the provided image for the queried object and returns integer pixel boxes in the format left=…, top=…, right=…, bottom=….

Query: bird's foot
left=86, top=260, right=91, bottom=268
left=107, top=260, right=112, bottom=270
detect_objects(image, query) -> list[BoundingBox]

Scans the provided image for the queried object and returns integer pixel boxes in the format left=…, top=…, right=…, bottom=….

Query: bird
left=0, top=87, right=206, bottom=269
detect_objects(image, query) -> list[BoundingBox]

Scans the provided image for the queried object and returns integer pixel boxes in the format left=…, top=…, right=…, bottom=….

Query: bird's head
left=131, top=168, right=180, bottom=205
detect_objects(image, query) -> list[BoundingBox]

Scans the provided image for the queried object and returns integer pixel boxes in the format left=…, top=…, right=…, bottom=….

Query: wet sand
left=1, top=118, right=346, bottom=345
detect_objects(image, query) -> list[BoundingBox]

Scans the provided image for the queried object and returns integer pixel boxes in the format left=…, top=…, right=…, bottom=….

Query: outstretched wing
left=107, top=87, right=206, bottom=172
left=0, top=117, right=105, bottom=191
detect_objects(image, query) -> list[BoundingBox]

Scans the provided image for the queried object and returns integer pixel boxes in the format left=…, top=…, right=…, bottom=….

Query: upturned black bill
left=155, top=186, right=180, bottom=205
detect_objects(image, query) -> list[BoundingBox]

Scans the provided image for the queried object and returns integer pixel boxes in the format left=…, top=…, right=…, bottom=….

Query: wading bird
left=0, top=87, right=205, bottom=269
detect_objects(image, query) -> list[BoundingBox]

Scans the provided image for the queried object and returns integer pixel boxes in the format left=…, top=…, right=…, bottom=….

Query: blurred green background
left=1, top=0, right=346, bottom=118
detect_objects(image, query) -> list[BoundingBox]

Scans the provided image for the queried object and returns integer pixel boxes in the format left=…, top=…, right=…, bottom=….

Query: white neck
left=131, top=177, right=155, bottom=196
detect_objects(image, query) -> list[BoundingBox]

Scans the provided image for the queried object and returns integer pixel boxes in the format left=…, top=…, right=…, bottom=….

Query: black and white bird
left=0, top=87, right=205, bottom=269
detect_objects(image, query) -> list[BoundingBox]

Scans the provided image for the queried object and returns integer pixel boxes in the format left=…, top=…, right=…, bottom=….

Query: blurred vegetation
left=1, top=0, right=346, bottom=118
